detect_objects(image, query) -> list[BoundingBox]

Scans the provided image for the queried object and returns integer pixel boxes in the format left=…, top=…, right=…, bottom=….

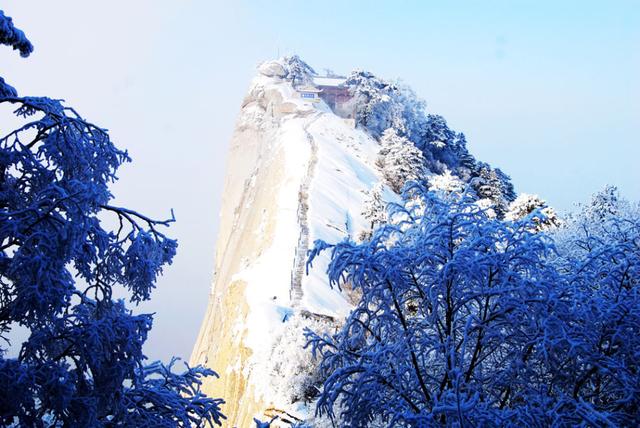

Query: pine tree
left=427, top=169, right=465, bottom=194
left=376, top=128, right=426, bottom=193
left=505, top=193, right=561, bottom=231
left=359, top=183, right=387, bottom=241
left=284, top=55, right=316, bottom=87
left=471, top=164, right=516, bottom=217
left=361, top=183, right=387, bottom=229
left=342, top=68, right=517, bottom=206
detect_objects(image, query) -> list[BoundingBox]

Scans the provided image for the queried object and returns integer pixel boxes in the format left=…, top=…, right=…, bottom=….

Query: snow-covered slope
left=190, top=59, right=381, bottom=426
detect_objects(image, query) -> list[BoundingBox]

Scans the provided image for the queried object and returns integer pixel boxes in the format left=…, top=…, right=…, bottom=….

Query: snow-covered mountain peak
left=192, top=56, right=529, bottom=426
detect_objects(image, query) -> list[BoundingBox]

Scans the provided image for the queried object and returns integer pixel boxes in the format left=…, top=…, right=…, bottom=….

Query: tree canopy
left=0, top=10, right=224, bottom=427
left=345, top=70, right=516, bottom=217
left=306, top=184, right=640, bottom=427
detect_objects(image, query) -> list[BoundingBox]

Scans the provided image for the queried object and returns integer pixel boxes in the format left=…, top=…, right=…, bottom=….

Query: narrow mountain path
left=290, top=112, right=321, bottom=308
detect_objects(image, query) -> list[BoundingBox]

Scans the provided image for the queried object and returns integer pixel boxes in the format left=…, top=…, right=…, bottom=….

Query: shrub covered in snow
left=267, top=314, right=335, bottom=406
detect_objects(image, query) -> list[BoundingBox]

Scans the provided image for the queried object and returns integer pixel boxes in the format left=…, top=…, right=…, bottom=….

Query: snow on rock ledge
left=258, top=60, right=287, bottom=78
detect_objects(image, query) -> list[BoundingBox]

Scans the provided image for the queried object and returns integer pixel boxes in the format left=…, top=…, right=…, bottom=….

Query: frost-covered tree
left=361, top=183, right=387, bottom=229
left=359, top=183, right=388, bottom=242
left=427, top=169, right=464, bottom=194
left=306, top=187, right=558, bottom=426
left=549, top=190, right=640, bottom=426
left=284, top=55, right=316, bottom=87
left=343, top=70, right=514, bottom=200
left=470, top=163, right=516, bottom=217
left=266, top=314, right=331, bottom=406
left=306, top=183, right=640, bottom=426
left=376, top=129, right=426, bottom=193
left=345, top=71, right=442, bottom=149
left=414, top=114, right=473, bottom=176
left=345, top=71, right=409, bottom=139
left=474, top=198, right=497, bottom=219
left=0, top=11, right=224, bottom=427
left=0, top=10, right=32, bottom=58
left=505, top=193, right=561, bottom=231
left=580, top=184, right=621, bottom=222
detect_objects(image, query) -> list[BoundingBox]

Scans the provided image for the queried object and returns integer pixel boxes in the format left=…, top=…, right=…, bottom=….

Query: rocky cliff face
left=190, top=59, right=380, bottom=426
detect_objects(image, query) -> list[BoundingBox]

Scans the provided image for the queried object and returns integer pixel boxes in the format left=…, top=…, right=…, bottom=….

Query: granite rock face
left=258, top=60, right=287, bottom=78
left=191, top=59, right=380, bottom=426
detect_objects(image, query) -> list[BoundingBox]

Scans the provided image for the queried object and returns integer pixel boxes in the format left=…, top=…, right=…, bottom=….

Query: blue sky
left=1, top=1, right=638, bottom=361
